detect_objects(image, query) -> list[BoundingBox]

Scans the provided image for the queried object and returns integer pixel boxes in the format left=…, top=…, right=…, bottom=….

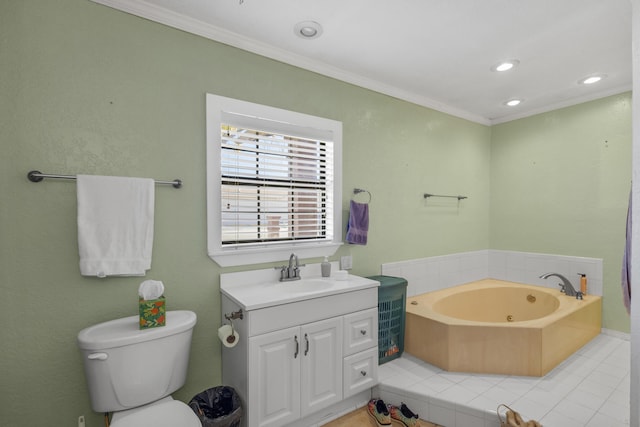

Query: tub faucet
left=539, top=272, right=578, bottom=297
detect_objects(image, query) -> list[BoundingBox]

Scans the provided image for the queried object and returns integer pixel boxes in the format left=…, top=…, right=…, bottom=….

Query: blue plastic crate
left=368, top=275, right=407, bottom=364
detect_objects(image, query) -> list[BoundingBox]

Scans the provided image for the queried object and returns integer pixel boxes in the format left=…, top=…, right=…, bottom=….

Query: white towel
left=77, top=175, right=155, bottom=277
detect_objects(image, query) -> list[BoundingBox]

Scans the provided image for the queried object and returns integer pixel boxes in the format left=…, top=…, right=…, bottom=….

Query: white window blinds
left=220, top=124, right=335, bottom=247
left=207, top=93, right=342, bottom=266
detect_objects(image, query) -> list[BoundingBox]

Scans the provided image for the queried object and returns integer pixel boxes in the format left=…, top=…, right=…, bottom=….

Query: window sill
left=209, top=242, right=343, bottom=267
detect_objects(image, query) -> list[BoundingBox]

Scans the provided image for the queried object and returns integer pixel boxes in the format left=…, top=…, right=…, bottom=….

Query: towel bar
left=424, top=193, right=467, bottom=201
left=27, top=170, right=182, bottom=188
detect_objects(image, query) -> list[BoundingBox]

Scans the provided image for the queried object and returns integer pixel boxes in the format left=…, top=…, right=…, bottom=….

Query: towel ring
left=352, top=188, right=371, bottom=204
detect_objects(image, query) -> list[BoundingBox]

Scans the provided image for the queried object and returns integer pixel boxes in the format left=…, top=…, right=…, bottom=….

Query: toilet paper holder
left=224, top=309, right=243, bottom=322
left=224, top=309, right=243, bottom=338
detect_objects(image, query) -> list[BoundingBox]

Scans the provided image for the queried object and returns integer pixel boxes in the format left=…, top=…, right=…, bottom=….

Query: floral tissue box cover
left=139, top=296, right=166, bottom=329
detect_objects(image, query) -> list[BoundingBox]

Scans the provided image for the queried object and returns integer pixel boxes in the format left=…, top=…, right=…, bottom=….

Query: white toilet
left=77, top=310, right=201, bottom=426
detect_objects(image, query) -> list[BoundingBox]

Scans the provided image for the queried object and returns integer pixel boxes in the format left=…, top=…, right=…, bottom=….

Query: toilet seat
left=110, top=400, right=200, bottom=427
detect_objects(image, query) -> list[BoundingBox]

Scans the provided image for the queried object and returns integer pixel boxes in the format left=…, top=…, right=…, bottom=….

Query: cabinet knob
left=294, top=335, right=299, bottom=358
left=360, top=330, right=367, bottom=335
left=360, top=370, right=367, bottom=377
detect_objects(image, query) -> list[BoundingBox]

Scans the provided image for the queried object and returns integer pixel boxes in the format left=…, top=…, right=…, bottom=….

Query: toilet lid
left=111, top=400, right=200, bottom=427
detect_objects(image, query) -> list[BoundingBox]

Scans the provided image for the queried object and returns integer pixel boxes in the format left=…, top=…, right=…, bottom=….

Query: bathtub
left=405, top=279, right=602, bottom=376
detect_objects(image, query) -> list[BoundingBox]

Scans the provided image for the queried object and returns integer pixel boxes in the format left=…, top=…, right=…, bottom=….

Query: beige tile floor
left=322, top=406, right=441, bottom=427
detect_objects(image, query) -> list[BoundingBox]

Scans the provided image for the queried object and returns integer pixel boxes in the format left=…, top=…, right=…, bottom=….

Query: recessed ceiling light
left=491, top=59, right=520, bottom=72
left=294, top=21, right=323, bottom=39
left=505, top=99, right=522, bottom=107
left=579, top=74, right=607, bottom=85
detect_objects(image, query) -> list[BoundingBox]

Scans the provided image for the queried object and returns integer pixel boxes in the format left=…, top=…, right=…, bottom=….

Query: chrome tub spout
left=540, top=272, right=578, bottom=297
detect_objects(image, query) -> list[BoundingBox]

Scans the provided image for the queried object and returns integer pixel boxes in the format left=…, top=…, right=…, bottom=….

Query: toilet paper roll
left=218, top=324, right=240, bottom=348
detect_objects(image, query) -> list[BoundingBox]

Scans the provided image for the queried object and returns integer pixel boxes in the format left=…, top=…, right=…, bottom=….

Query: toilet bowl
left=77, top=310, right=200, bottom=426
left=110, top=397, right=199, bottom=426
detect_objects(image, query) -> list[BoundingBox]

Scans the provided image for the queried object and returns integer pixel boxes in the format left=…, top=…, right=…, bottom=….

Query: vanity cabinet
left=249, top=317, right=343, bottom=427
left=221, top=283, right=378, bottom=427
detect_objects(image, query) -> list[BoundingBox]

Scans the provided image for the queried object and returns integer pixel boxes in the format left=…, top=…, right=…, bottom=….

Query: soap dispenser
left=578, top=273, right=587, bottom=295
left=321, top=256, right=331, bottom=277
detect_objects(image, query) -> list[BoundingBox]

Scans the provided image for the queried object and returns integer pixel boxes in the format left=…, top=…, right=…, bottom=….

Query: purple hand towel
left=622, top=189, right=632, bottom=314
left=346, top=200, right=369, bottom=245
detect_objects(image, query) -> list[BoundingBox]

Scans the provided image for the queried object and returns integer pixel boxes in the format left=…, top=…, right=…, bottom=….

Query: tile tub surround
left=376, top=333, right=629, bottom=427
left=405, top=280, right=602, bottom=376
left=381, top=250, right=603, bottom=298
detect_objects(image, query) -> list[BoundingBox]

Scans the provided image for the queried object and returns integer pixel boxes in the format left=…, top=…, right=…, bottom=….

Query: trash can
left=189, top=386, right=242, bottom=427
left=367, top=275, right=407, bottom=365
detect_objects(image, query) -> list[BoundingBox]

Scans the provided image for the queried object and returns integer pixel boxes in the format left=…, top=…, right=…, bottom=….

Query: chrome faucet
left=275, top=253, right=305, bottom=281
left=539, top=272, right=578, bottom=297
left=288, top=253, right=299, bottom=279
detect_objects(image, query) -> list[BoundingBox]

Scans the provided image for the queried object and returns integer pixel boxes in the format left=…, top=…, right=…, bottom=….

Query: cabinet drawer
left=343, top=348, right=378, bottom=398
left=343, top=308, right=378, bottom=357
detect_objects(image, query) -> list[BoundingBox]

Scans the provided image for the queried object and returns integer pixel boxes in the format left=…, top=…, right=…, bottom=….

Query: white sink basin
left=274, top=279, right=335, bottom=293
left=220, top=267, right=380, bottom=311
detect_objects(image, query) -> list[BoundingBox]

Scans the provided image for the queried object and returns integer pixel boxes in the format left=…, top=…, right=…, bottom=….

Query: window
left=207, top=94, right=342, bottom=266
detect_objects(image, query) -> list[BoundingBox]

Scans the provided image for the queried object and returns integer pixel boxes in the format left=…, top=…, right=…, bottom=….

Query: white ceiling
left=92, top=0, right=632, bottom=125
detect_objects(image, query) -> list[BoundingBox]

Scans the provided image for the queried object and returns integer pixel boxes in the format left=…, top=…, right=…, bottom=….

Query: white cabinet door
left=249, top=326, right=301, bottom=427
left=300, top=317, right=343, bottom=418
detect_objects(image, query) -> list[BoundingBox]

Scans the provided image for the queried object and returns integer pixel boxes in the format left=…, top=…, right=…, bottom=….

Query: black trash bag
left=189, top=386, right=242, bottom=427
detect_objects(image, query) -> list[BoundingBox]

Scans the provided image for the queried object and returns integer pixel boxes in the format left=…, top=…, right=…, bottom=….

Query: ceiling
left=92, top=0, right=632, bottom=125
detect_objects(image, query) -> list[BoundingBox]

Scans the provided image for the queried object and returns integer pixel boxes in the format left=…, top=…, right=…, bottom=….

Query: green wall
left=0, top=1, right=629, bottom=425
left=490, top=94, right=632, bottom=332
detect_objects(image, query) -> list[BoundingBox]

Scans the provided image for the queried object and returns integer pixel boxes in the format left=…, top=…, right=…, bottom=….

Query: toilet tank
left=77, top=310, right=197, bottom=413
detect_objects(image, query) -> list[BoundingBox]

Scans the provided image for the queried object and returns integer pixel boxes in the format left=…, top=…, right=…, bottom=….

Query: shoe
left=368, top=399, right=391, bottom=426
left=389, top=403, right=419, bottom=427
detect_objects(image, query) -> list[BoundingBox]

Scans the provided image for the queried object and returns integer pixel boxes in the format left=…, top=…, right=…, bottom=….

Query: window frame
left=206, top=94, right=343, bottom=267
